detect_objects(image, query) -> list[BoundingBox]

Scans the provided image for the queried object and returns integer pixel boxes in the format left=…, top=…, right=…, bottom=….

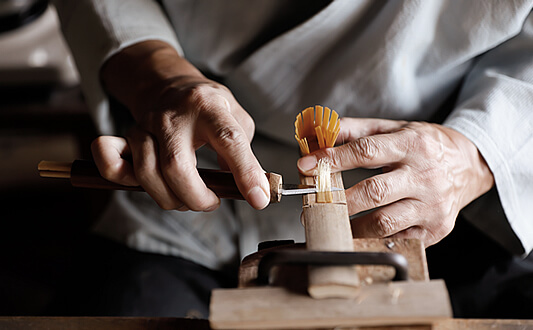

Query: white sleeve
left=444, top=10, right=533, bottom=256
left=52, top=0, right=182, bottom=134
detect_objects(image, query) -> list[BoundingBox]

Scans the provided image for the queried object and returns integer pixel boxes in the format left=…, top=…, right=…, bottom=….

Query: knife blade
left=38, top=160, right=342, bottom=203
left=279, top=184, right=338, bottom=196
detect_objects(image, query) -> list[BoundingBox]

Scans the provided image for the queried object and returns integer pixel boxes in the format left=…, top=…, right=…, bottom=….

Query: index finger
left=336, top=118, right=408, bottom=144
left=298, top=131, right=409, bottom=175
left=204, top=111, right=270, bottom=210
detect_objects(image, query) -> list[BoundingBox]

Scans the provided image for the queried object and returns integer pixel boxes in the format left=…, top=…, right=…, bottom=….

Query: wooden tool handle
left=39, top=160, right=282, bottom=203
left=69, top=159, right=144, bottom=192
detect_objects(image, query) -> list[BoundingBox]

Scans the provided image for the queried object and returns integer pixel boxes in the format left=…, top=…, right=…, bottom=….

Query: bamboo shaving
left=294, top=105, right=341, bottom=155
left=316, top=158, right=333, bottom=203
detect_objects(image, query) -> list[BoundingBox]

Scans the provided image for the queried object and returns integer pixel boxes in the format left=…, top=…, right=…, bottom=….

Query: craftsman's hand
left=91, top=40, right=270, bottom=212
left=297, top=118, right=494, bottom=247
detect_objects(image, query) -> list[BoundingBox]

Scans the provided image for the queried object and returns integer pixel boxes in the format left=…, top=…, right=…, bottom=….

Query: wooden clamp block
left=210, top=238, right=451, bottom=330
left=210, top=280, right=452, bottom=329
left=211, top=107, right=450, bottom=329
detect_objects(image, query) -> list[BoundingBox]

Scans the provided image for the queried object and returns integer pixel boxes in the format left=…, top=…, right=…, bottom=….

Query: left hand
left=297, top=118, right=494, bottom=247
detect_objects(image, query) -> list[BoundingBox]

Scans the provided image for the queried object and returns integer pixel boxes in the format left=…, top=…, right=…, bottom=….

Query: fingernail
left=299, top=212, right=305, bottom=226
left=297, top=155, right=317, bottom=172
left=247, top=186, right=269, bottom=209
left=177, top=205, right=190, bottom=212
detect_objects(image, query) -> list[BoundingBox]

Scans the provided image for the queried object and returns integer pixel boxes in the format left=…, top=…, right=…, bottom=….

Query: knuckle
left=214, top=125, right=247, bottom=148
left=241, top=114, right=256, bottom=138
left=404, top=123, right=442, bottom=159
left=182, top=83, right=231, bottom=112
left=403, top=128, right=425, bottom=155
left=372, top=211, right=396, bottom=237
left=351, top=137, right=379, bottom=162
left=183, top=84, right=215, bottom=105
left=155, top=84, right=220, bottom=122
left=363, top=178, right=390, bottom=206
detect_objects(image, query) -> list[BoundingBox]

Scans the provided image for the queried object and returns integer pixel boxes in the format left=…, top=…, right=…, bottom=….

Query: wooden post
left=301, top=171, right=360, bottom=298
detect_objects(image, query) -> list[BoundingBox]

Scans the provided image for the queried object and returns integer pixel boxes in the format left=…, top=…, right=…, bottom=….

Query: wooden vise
left=209, top=106, right=452, bottom=329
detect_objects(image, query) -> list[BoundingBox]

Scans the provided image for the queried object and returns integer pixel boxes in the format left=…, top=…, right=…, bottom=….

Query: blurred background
left=0, top=0, right=107, bottom=315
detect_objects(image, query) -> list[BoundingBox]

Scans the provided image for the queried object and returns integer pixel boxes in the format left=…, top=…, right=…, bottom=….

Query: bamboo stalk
left=301, top=172, right=360, bottom=299
left=295, top=106, right=360, bottom=299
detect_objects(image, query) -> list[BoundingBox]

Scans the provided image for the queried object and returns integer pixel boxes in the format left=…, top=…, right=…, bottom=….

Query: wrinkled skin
left=91, top=40, right=270, bottom=212
left=91, top=41, right=494, bottom=247
left=297, top=118, right=494, bottom=247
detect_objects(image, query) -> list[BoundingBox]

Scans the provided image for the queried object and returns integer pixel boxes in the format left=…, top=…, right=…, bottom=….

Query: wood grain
left=266, top=172, right=282, bottom=203
left=238, top=238, right=428, bottom=289
left=210, top=280, right=452, bottom=329
left=2, top=317, right=533, bottom=330
left=0, top=317, right=210, bottom=330
left=352, top=238, right=429, bottom=282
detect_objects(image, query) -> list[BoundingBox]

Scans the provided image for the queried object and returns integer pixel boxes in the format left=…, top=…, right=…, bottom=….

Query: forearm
left=443, top=9, right=533, bottom=255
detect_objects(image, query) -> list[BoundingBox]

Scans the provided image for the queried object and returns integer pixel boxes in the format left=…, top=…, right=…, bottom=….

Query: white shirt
left=54, top=0, right=533, bottom=269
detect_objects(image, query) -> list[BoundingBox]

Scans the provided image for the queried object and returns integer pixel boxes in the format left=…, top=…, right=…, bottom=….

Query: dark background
left=0, top=1, right=106, bottom=315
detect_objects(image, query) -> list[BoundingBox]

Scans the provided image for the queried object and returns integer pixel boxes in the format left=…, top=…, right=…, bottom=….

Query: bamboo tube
left=295, top=106, right=360, bottom=299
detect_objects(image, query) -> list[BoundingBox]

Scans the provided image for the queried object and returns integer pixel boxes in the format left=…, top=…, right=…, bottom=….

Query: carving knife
left=38, top=160, right=342, bottom=203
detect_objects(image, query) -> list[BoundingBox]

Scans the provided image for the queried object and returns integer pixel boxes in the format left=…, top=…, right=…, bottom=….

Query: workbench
left=1, top=317, right=532, bottom=330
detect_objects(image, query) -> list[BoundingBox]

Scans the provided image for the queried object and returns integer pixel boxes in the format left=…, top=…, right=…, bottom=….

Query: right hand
left=91, top=41, right=270, bottom=212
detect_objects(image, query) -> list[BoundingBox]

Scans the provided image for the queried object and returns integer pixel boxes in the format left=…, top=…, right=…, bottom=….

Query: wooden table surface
left=1, top=317, right=533, bottom=330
